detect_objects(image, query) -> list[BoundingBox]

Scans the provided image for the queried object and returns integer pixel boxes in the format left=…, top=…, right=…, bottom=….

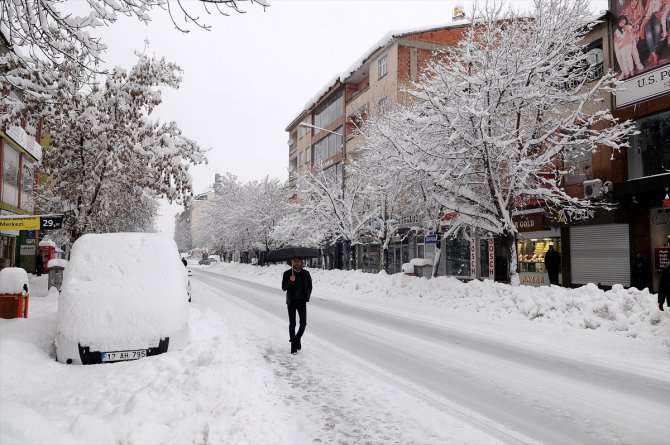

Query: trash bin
left=47, top=259, right=68, bottom=292
left=402, top=263, right=415, bottom=276
left=0, top=267, right=30, bottom=319
left=411, top=259, right=434, bottom=279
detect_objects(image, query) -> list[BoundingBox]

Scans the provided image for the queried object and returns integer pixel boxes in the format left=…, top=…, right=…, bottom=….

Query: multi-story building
left=285, top=22, right=469, bottom=270
left=0, top=32, right=44, bottom=271
left=285, top=11, right=669, bottom=288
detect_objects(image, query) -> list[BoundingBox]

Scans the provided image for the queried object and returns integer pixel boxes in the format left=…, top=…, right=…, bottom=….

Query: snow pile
left=212, top=263, right=670, bottom=346
left=410, top=258, right=433, bottom=266
left=38, top=239, right=56, bottom=247
left=47, top=259, right=68, bottom=269
left=0, top=267, right=29, bottom=294
left=57, top=233, right=189, bottom=351
left=1, top=282, right=303, bottom=445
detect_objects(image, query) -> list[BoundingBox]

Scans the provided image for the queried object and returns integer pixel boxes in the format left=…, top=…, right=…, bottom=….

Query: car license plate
left=101, top=349, right=147, bottom=362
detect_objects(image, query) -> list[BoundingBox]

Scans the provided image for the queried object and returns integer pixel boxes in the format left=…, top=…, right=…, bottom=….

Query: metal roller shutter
left=570, top=224, right=630, bottom=286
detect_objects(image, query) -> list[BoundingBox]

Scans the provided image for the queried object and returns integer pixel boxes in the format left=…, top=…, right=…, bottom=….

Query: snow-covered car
left=198, top=258, right=212, bottom=265
left=55, top=233, right=190, bottom=365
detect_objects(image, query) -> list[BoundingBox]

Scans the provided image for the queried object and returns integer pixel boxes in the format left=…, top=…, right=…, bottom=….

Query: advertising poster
left=610, top=0, right=670, bottom=107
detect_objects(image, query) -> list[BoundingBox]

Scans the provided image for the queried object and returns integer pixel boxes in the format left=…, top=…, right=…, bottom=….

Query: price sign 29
left=40, top=215, right=63, bottom=231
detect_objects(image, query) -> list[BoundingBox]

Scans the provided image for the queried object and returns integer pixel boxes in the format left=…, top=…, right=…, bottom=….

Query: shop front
left=513, top=211, right=562, bottom=286
left=551, top=207, right=631, bottom=288
left=649, top=206, right=670, bottom=291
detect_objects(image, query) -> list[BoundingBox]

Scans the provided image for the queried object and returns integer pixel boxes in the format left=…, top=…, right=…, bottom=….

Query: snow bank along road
left=192, top=268, right=670, bottom=445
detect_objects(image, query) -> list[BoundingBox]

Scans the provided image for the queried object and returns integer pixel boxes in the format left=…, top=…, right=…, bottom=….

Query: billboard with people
left=610, top=0, right=670, bottom=107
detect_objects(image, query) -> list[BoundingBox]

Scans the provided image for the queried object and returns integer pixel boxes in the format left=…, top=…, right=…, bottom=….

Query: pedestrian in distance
left=658, top=263, right=670, bottom=311
left=35, top=254, right=43, bottom=277
left=282, top=256, right=312, bottom=355
left=631, top=251, right=648, bottom=290
left=544, top=245, right=561, bottom=286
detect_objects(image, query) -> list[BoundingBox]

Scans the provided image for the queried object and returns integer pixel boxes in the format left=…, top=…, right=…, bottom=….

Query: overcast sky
left=94, top=0, right=608, bottom=236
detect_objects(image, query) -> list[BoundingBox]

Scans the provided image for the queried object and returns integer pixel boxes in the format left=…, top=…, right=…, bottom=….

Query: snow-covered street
left=2, top=266, right=669, bottom=444
left=191, top=267, right=670, bottom=444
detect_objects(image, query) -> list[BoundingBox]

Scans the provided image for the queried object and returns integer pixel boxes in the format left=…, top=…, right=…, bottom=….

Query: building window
left=313, top=127, right=343, bottom=164
left=314, top=93, right=343, bottom=131
left=378, top=97, right=389, bottom=114
left=298, top=121, right=311, bottom=139
left=21, top=161, right=34, bottom=211
left=324, top=162, right=343, bottom=187
left=443, top=235, right=471, bottom=277
left=2, top=144, right=19, bottom=207
left=584, top=39, right=604, bottom=82
left=378, top=54, right=388, bottom=79
left=563, top=146, right=592, bottom=186
left=628, top=110, right=670, bottom=180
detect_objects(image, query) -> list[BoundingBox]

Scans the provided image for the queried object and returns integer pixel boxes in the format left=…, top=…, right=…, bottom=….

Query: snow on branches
left=0, top=0, right=269, bottom=65
left=19, top=51, right=206, bottom=239
left=359, top=0, right=635, bottom=283
left=200, top=174, right=288, bottom=256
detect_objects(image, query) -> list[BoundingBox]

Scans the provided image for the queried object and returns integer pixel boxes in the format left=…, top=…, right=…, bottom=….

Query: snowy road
left=192, top=268, right=670, bottom=445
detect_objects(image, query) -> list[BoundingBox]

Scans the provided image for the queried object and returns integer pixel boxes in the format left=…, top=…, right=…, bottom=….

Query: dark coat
left=544, top=250, right=561, bottom=272
left=658, top=265, right=670, bottom=297
left=282, top=268, right=312, bottom=304
left=631, top=256, right=648, bottom=289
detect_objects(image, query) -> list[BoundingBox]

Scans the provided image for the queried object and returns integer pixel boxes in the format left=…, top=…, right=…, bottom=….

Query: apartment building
left=284, top=23, right=469, bottom=270
left=285, top=22, right=469, bottom=186
left=285, top=11, right=667, bottom=287
left=0, top=32, right=44, bottom=271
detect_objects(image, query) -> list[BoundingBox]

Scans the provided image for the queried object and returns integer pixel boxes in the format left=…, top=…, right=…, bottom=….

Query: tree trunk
left=349, top=243, right=356, bottom=270
left=432, top=233, right=443, bottom=278
left=508, top=234, right=520, bottom=286
left=380, top=244, right=388, bottom=273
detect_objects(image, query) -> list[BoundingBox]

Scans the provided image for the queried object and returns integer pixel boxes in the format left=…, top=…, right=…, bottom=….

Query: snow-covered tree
left=0, top=0, right=269, bottom=65
left=360, top=0, right=635, bottom=284
left=21, top=50, right=206, bottom=239
left=201, top=173, right=288, bottom=259
left=0, top=1, right=268, bottom=122
left=273, top=168, right=379, bottom=269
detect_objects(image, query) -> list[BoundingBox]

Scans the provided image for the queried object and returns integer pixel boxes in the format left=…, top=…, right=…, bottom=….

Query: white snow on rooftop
left=286, top=21, right=468, bottom=129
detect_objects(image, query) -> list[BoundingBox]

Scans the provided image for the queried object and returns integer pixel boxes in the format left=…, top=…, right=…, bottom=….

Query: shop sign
left=519, top=272, right=549, bottom=287
left=614, top=64, right=670, bottom=108
left=654, top=247, right=670, bottom=270
left=488, top=236, right=495, bottom=278
left=20, top=245, right=35, bottom=256
left=425, top=234, right=437, bottom=244
left=0, top=217, right=40, bottom=231
left=609, top=0, right=670, bottom=108
left=555, top=208, right=595, bottom=224
left=5, top=126, right=43, bottom=161
left=470, top=238, right=476, bottom=276
left=40, top=215, right=63, bottom=230
left=513, top=213, right=545, bottom=232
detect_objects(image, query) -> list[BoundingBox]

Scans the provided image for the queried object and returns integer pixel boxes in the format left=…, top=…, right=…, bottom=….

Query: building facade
left=284, top=12, right=668, bottom=289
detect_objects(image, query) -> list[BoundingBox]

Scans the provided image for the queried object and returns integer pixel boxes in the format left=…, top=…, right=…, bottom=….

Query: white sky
left=94, top=0, right=608, bottom=236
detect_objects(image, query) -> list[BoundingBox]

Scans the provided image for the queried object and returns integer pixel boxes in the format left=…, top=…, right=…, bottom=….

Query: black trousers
left=287, top=300, right=307, bottom=342
left=548, top=269, right=559, bottom=285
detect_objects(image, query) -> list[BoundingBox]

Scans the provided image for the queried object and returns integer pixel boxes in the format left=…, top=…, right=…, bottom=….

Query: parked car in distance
left=55, top=233, right=190, bottom=365
left=198, top=258, right=212, bottom=265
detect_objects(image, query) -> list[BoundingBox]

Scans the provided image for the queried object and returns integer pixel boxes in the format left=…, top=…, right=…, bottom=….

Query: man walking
left=282, top=256, right=312, bottom=354
left=544, top=245, right=561, bottom=286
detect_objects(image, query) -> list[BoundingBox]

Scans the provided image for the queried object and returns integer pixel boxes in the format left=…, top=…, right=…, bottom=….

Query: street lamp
left=298, top=122, right=343, bottom=137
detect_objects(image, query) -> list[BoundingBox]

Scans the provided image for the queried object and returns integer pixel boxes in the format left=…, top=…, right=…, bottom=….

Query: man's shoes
left=290, top=341, right=298, bottom=354
left=660, top=304, right=665, bottom=312
left=296, top=338, right=302, bottom=351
